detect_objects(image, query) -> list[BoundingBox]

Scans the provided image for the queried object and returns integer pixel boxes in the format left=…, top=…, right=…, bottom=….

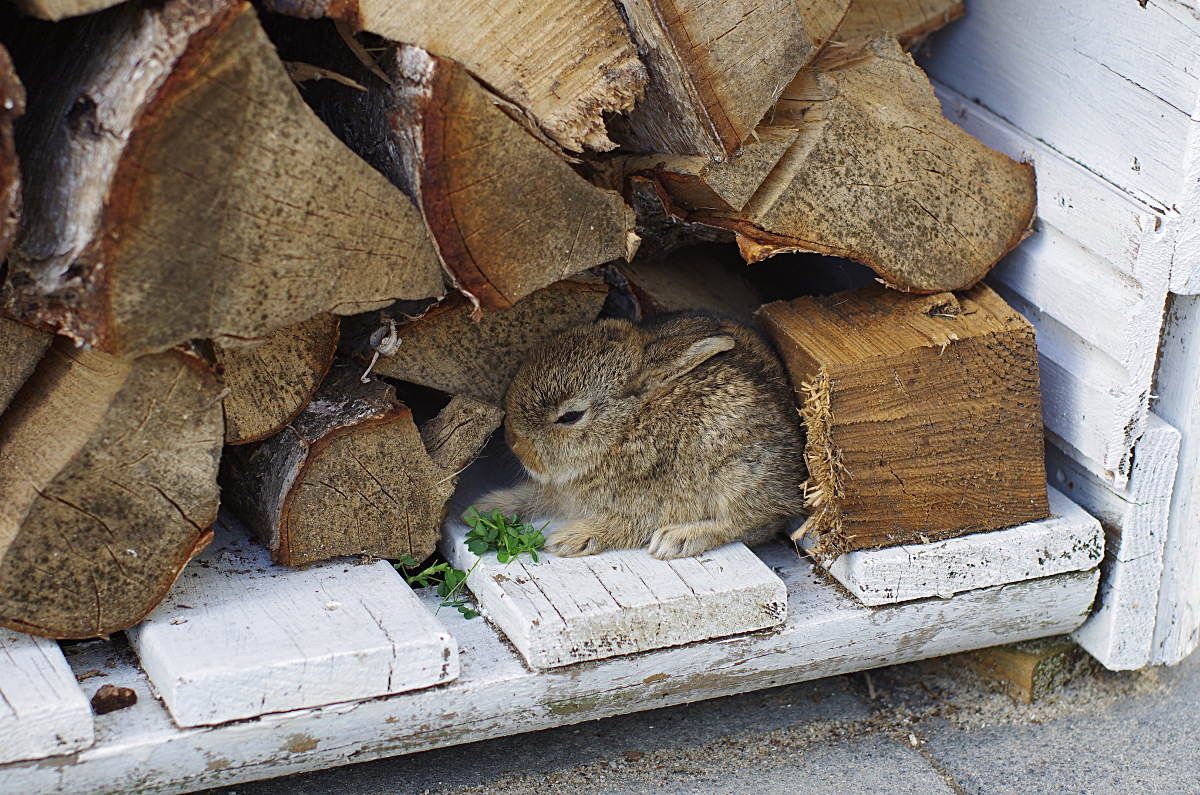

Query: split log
left=8, top=0, right=126, bottom=20
left=0, top=316, right=52, bottom=416
left=617, top=245, right=764, bottom=323
left=216, top=313, right=340, bottom=445
left=0, top=339, right=223, bottom=638
left=0, top=42, right=22, bottom=264
left=2, top=0, right=444, bottom=359
left=609, top=0, right=851, bottom=159
left=221, top=365, right=503, bottom=566
left=259, top=0, right=646, bottom=153
left=376, top=45, right=637, bottom=312
left=836, top=0, right=965, bottom=48
left=757, top=283, right=1049, bottom=554
left=365, top=276, right=610, bottom=406
left=651, top=34, right=1036, bottom=293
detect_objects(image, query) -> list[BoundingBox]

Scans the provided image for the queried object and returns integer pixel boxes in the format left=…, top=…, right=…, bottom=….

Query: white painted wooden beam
left=438, top=511, right=787, bottom=670
left=0, top=547, right=1098, bottom=795
left=1045, top=415, right=1182, bottom=670
left=803, top=488, right=1102, bottom=606
left=125, top=513, right=458, bottom=728
left=0, top=632, right=94, bottom=764
left=1150, top=294, right=1200, bottom=664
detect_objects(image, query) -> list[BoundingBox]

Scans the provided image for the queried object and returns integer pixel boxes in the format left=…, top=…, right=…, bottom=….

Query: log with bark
left=0, top=339, right=224, bottom=638
left=216, top=313, right=340, bottom=445
left=221, top=365, right=503, bottom=566
left=632, top=34, right=1035, bottom=293
left=616, top=245, right=764, bottom=323
left=360, top=276, right=610, bottom=406
left=8, top=0, right=127, bottom=21
left=756, top=283, right=1049, bottom=555
left=609, top=0, right=852, bottom=159
left=1, top=0, right=444, bottom=359
left=274, top=28, right=639, bottom=314
left=259, top=0, right=646, bottom=153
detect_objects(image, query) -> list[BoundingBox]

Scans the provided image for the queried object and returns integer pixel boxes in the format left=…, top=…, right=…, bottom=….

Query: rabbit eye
left=555, top=410, right=584, bottom=426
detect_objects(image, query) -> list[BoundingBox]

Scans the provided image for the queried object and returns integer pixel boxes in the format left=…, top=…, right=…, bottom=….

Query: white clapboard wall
left=125, top=513, right=459, bottom=728
left=0, top=542, right=1099, bottom=795
left=921, top=0, right=1200, bottom=295
left=804, top=488, right=1102, bottom=606
left=1045, top=415, right=1182, bottom=670
left=935, top=85, right=1172, bottom=488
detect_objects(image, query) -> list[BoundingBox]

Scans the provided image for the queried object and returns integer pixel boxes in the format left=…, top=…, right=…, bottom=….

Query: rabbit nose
left=509, top=433, right=544, bottom=475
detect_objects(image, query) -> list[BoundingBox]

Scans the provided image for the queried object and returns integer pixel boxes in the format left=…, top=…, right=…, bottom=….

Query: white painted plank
left=803, top=488, right=1102, bottom=606
left=934, top=84, right=1172, bottom=287
left=921, top=0, right=1200, bottom=214
left=0, top=633, right=94, bottom=764
left=1045, top=415, right=1182, bottom=670
left=0, top=551, right=1098, bottom=795
left=439, top=506, right=788, bottom=670
left=1151, top=293, right=1200, bottom=664
left=125, top=513, right=458, bottom=728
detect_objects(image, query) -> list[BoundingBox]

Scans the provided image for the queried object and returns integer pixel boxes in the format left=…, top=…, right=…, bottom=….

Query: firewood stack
left=0, top=0, right=1041, bottom=639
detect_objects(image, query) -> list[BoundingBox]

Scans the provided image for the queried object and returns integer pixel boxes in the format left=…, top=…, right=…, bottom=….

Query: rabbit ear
left=638, top=333, right=735, bottom=393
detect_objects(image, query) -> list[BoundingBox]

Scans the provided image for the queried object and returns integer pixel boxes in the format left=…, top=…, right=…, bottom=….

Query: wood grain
left=837, top=0, right=964, bottom=47
left=758, top=283, right=1049, bottom=552
left=0, top=316, right=52, bottom=417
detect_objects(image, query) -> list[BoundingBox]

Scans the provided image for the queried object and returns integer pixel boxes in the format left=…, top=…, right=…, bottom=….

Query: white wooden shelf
left=0, top=632, right=94, bottom=765
left=804, top=487, right=1103, bottom=606
left=125, top=513, right=458, bottom=728
left=0, top=537, right=1098, bottom=795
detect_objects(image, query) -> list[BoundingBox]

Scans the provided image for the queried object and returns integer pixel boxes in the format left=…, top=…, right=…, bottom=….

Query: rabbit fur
left=477, top=310, right=807, bottom=559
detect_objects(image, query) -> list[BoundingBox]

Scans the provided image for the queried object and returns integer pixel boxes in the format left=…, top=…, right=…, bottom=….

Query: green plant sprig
left=463, top=507, right=547, bottom=563
left=395, top=554, right=480, bottom=620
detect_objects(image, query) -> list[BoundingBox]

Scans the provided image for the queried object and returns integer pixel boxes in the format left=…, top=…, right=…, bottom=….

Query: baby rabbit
left=477, top=311, right=807, bottom=559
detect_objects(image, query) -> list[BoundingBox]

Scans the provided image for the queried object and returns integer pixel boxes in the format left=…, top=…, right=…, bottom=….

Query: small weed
left=463, top=507, right=547, bottom=563
left=395, top=554, right=480, bottom=620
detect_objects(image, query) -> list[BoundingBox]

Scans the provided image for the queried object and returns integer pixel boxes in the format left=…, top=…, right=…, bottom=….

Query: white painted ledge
left=439, top=513, right=787, bottom=670
left=125, top=512, right=458, bottom=728
left=0, top=632, right=94, bottom=764
left=803, top=487, right=1102, bottom=606
left=0, top=543, right=1097, bottom=795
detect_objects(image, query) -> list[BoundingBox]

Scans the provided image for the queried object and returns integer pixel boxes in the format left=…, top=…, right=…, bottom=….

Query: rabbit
left=476, top=310, right=808, bottom=559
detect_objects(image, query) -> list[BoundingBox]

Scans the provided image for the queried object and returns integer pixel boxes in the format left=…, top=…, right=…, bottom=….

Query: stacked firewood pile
left=0, top=0, right=1042, bottom=639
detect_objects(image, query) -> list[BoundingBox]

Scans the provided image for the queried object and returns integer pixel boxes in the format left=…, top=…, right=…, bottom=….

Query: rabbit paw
left=546, top=520, right=610, bottom=557
left=649, top=523, right=721, bottom=559
left=474, top=484, right=535, bottom=518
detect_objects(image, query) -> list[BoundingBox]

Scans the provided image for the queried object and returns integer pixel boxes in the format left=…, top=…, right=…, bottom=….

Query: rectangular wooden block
left=0, top=632, right=94, bottom=764
left=1049, top=415, right=1181, bottom=670
left=125, top=512, right=458, bottom=728
left=442, top=471, right=788, bottom=670
left=757, top=282, right=1049, bottom=553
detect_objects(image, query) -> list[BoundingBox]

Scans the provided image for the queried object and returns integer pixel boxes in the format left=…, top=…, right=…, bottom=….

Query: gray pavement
left=207, top=646, right=1200, bottom=794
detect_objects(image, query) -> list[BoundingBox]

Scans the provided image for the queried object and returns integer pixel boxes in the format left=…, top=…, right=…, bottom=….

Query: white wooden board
left=936, top=84, right=1173, bottom=485
left=1150, top=293, right=1200, bottom=664
left=0, top=632, right=94, bottom=764
left=803, top=488, right=1102, bottom=606
left=440, top=498, right=787, bottom=670
left=0, top=545, right=1098, bottom=795
left=921, top=0, right=1200, bottom=217
left=125, top=512, right=458, bottom=728
left=1045, top=415, right=1182, bottom=670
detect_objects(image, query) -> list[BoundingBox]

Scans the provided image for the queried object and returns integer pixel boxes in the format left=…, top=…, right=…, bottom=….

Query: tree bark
left=258, top=0, right=646, bottom=153
left=221, top=365, right=502, bottom=566
left=680, top=35, right=1035, bottom=293
left=216, top=313, right=340, bottom=445
left=366, top=276, right=610, bottom=406
left=757, top=283, right=1049, bottom=554
left=2, top=0, right=444, bottom=359
left=0, top=42, right=21, bottom=266
left=609, top=0, right=851, bottom=159
left=0, top=339, right=223, bottom=638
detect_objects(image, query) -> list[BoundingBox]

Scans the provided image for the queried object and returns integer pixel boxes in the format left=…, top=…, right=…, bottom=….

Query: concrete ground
left=203, top=643, right=1200, bottom=795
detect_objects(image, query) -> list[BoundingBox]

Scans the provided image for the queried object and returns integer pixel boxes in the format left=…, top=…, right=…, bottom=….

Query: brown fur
left=478, top=311, right=808, bottom=559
